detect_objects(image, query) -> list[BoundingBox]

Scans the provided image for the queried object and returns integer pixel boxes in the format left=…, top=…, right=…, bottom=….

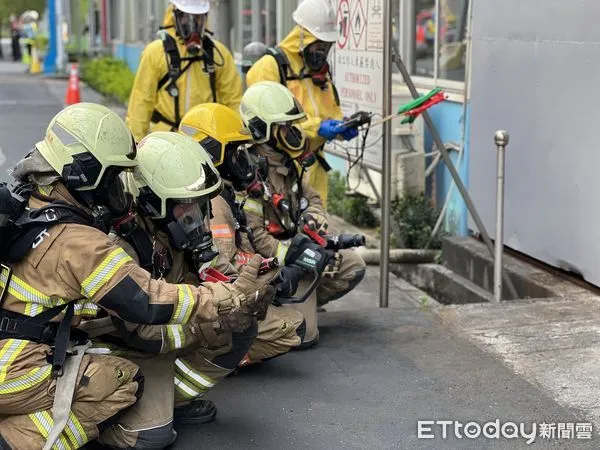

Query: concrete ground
left=1, top=60, right=598, bottom=449
left=438, top=296, right=600, bottom=433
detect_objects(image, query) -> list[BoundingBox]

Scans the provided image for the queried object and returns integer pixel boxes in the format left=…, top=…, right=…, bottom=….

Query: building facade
left=81, top=0, right=471, bottom=236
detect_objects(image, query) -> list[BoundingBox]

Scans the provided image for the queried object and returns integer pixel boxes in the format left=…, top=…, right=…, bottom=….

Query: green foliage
left=33, top=34, right=48, bottom=50
left=391, top=192, right=443, bottom=249
left=0, top=0, right=45, bottom=20
left=81, top=57, right=134, bottom=105
left=327, top=171, right=379, bottom=229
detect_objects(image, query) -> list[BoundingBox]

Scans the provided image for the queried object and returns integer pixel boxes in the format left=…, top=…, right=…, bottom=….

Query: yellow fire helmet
left=179, top=103, right=250, bottom=167
left=179, top=104, right=258, bottom=190
left=239, top=81, right=307, bottom=159
left=128, top=131, right=222, bottom=220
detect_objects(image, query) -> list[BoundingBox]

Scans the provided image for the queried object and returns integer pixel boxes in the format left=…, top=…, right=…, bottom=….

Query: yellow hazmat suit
left=126, top=5, right=243, bottom=142
left=246, top=25, right=343, bottom=209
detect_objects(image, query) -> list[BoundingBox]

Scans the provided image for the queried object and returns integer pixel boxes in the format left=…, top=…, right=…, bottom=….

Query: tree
left=0, top=0, right=46, bottom=23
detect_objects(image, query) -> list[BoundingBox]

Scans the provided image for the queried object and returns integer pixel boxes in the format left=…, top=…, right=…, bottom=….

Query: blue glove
left=339, top=126, right=359, bottom=141
left=318, top=119, right=345, bottom=141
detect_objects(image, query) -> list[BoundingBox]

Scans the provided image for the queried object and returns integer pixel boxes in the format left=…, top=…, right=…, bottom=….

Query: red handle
left=303, top=224, right=327, bottom=247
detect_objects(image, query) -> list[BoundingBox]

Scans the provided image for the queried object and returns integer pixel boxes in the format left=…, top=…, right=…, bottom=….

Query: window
left=438, top=0, right=468, bottom=81
left=411, top=0, right=468, bottom=83
left=414, top=0, right=435, bottom=77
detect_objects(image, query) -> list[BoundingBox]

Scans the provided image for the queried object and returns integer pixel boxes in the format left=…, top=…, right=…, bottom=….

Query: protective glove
left=301, top=212, right=328, bottom=233
left=274, top=265, right=305, bottom=297
left=318, top=119, right=345, bottom=141
left=322, top=251, right=343, bottom=278
left=217, top=255, right=278, bottom=331
left=285, top=234, right=329, bottom=275
left=339, top=126, right=359, bottom=141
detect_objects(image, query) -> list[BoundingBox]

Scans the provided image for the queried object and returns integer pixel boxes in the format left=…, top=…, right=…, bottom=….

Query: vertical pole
left=44, top=0, right=57, bottom=74
left=493, top=130, right=508, bottom=301
left=251, top=0, right=262, bottom=42
left=379, top=0, right=393, bottom=308
left=89, top=0, right=95, bottom=55
left=56, top=0, right=65, bottom=73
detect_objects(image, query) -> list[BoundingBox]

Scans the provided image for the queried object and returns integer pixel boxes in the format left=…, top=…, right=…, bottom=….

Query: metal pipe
left=391, top=47, right=519, bottom=299
left=379, top=0, right=393, bottom=308
left=358, top=248, right=439, bottom=265
left=493, top=130, right=508, bottom=301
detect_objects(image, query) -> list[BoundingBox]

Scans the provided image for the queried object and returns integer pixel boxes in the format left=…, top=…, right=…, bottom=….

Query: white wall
left=468, top=0, right=600, bottom=284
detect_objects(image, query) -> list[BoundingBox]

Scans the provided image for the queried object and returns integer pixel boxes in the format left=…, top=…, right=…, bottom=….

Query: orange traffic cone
left=65, top=64, right=81, bottom=105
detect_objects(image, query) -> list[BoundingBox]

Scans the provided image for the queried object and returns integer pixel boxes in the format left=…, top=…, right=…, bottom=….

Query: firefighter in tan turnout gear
left=179, top=103, right=310, bottom=364
left=0, top=103, right=277, bottom=450
left=102, top=132, right=269, bottom=444
left=237, top=81, right=367, bottom=347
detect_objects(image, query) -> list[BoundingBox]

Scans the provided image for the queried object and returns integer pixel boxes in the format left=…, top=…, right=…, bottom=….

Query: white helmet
left=292, top=0, right=339, bottom=42
left=170, top=0, right=210, bottom=14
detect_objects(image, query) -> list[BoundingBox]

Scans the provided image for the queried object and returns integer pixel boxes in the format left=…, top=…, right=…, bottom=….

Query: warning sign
left=367, top=0, right=383, bottom=51
left=330, top=0, right=385, bottom=168
left=336, top=0, right=350, bottom=49
left=351, top=0, right=367, bottom=49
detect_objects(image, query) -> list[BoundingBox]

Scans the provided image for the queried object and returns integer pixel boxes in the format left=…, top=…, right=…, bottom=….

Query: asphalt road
left=0, top=60, right=596, bottom=450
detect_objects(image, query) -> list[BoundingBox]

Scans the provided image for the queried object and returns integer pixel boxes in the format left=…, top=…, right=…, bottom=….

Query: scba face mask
left=222, top=144, right=258, bottom=191
left=302, top=41, right=332, bottom=73
left=273, top=123, right=307, bottom=158
left=166, top=198, right=218, bottom=265
left=174, top=9, right=207, bottom=54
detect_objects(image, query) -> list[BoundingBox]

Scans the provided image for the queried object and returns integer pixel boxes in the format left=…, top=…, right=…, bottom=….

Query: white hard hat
left=30, top=10, right=39, bottom=21
left=170, top=0, right=210, bottom=14
left=293, top=0, right=339, bottom=42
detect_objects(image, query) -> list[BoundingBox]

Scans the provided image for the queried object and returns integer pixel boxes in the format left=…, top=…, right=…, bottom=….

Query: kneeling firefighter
left=0, top=103, right=276, bottom=450
left=179, top=103, right=326, bottom=364
left=126, top=0, right=243, bottom=142
left=99, top=132, right=281, bottom=444
left=237, top=81, right=367, bottom=347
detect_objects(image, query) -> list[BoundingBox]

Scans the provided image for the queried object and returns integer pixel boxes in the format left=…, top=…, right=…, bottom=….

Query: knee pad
left=133, top=369, right=145, bottom=401
left=0, top=434, right=12, bottom=450
left=131, top=423, right=177, bottom=449
left=213, top=319, right=258, bottom=370
left=296, top=319, right=307, bottom=342
left=347, top=267, right=366, bottom=291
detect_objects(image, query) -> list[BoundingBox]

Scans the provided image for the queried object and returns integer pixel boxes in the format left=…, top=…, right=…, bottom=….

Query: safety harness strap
left=314, top=150, right=332, bottom=172
left=220, top=187, right=253, bottom=248
left=157, top=34, right=218, bottom=129
left=0, top=301, right=88, bottom=378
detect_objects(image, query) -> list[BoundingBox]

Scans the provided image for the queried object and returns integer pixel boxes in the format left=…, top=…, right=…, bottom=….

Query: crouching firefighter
left=102, top=131, right=280, bottom=441
left=126, top=0, right=243, bottom=143
left=246, top=0, right=361, bottom=208
left=0, top=103, right=278, bottom=450
left=237, top=81, right=367, bottom=348
left=179, top=103, right=325, bottom=364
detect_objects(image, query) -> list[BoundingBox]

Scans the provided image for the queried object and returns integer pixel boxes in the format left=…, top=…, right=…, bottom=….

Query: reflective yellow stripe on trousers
left=29, top=410, right=88, bottom=450
left=174, top=358, right=216, bottom=400
left=0, top=365, right=52, bottom=394
left=0, top=339, right=29, bottom=382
